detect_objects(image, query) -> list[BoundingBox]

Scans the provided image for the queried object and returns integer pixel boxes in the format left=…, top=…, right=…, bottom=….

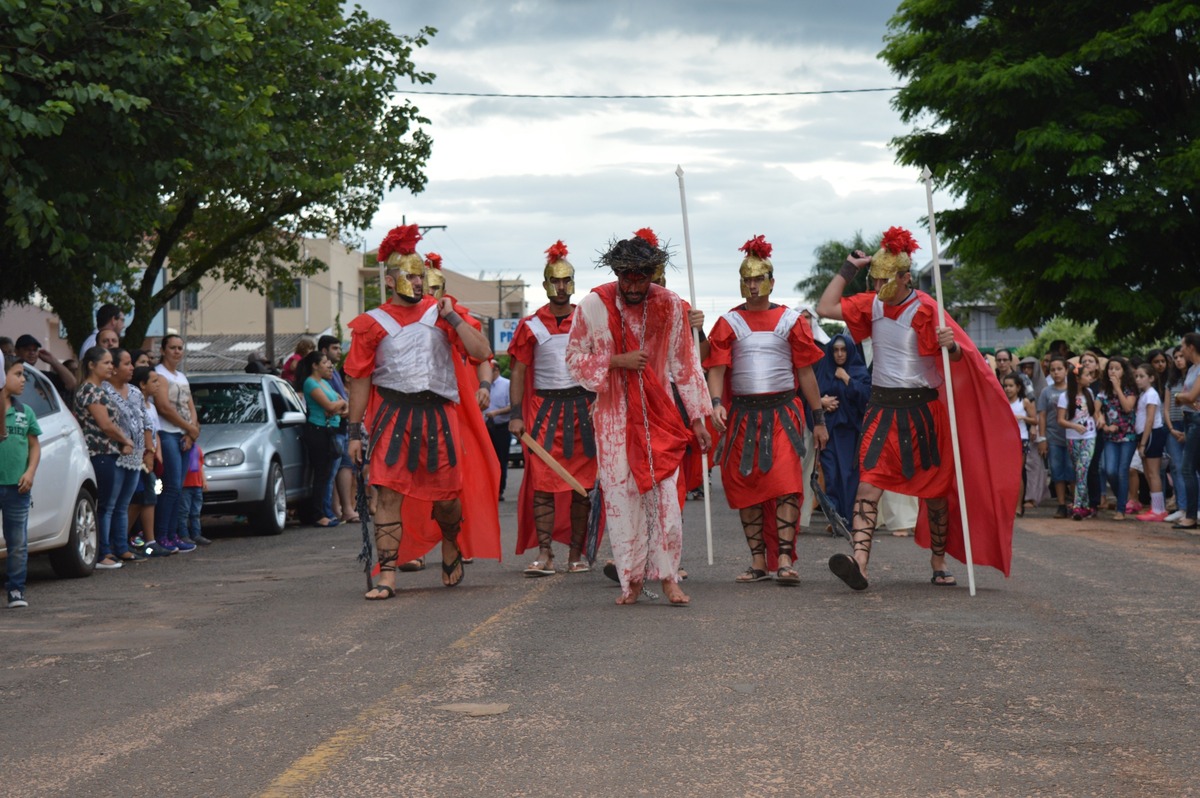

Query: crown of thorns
left=597, top=235, right=671, bottom=272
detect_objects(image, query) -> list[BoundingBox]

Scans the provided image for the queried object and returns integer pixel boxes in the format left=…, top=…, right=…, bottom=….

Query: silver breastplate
left=368, top=306, right=460, bottom=402
left=869, top=297, right=942, bottom=390
left=527, top=316, right=581, bottom=390
left=724, top=308, right=800, bottom=395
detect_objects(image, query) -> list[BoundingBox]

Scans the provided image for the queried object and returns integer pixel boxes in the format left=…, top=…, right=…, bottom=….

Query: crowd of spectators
left=999, top=334, right=1200, bottom=529
left=1, top=303, right=355, bottom=608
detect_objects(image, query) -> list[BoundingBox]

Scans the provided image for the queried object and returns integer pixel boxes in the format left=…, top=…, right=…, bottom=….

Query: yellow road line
left=258, top=579, right=554, bottom=797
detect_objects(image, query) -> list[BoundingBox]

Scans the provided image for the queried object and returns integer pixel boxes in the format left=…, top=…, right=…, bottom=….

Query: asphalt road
left=1, top=467, right=1197, bottom=798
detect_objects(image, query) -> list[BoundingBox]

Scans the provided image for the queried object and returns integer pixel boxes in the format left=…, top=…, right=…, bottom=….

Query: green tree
left=882, top=1, right=1200, bottom=344
left=1, top=0, right=434, bottom=350
left=794, top=231, right=877, bottom=304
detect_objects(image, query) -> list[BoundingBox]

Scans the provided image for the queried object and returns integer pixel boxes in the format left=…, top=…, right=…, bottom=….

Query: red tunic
left=704, top=305, right=823, bottom=509
left=345, top=299, right=501, bottom=563
left=509, top=304, right=599, bottom=555
left=508, top=306, right=598, bottom=492
left=841, top=290, right=1021, bottom=576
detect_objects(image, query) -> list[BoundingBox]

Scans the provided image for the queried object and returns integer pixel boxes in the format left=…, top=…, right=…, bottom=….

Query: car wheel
left=252, top=460, right=287, bottom=536
left=49, top=489, right=98, bottom=578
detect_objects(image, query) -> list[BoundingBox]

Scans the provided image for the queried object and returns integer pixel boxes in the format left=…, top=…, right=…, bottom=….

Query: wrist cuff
left=838, top=260, right=861, bottom=282
left=478, top=380, right=492, bottom=391
left=446, top=311, right=463, bottom=327
left=811, top=408, right=826, bottom=426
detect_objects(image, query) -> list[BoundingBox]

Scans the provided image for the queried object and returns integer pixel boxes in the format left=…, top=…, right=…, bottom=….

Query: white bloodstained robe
left=565, top=283, right=711, bottom=596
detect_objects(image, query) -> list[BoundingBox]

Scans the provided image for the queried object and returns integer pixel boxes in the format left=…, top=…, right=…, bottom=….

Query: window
left=272, top=279, right=302, bottom=309
left=168, top=288, right=199, bottom=311
left=20, top=366, right=61, bottom=419
left=191, top=383, right=267, bottom=425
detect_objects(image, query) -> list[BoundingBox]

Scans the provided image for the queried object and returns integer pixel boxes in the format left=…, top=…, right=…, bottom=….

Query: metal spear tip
left=921, top=166, right=933, bottom=181
left=675, top=165, right=684, bottom=177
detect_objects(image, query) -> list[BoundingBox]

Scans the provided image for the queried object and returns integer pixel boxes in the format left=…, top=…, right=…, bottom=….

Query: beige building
left=170, top=237, right=527, bottom=370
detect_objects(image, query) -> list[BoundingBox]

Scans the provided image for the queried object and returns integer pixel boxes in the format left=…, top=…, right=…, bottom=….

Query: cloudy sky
left=353, top=0, right=949, bottom=317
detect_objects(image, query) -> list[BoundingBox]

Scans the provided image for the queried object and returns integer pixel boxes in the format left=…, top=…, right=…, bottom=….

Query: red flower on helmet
left=545, top=240, right=569, bottom=265
left=739, top=234, right=773, bottom=261
left=377, top=224, right=422, bottom=262
left=881, top=226, right=920, bottom=256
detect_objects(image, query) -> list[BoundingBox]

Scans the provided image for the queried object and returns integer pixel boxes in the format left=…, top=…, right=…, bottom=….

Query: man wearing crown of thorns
left=565, top=232, right=712, bottom=605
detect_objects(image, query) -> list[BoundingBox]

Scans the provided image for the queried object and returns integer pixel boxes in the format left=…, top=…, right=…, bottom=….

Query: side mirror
left=279, top=410, right=306, bottom=427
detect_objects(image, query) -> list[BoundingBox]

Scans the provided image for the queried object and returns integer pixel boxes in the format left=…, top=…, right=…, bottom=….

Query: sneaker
left=95, top=556, right=123, bottom=570
left=143, top=541, right=174, bottom=557
left=171, top=538, right=197, bottom=553
left=1125, top=501, right=1143, bottom=514
left=153, top=538, right=179, bottom=554
left=1165, top=510, right=1184, bottom=523
left=1054, top=505, right=1069, bottom=519
left=1136, top=510, right=1169, bottom=522
left=130, top=536, right=146, bottom=549
left=1072, top=508, right=1084, bottom=521
left=6, top=590, right=28, bottom=609
left=192, top=535, right=213, bottom=546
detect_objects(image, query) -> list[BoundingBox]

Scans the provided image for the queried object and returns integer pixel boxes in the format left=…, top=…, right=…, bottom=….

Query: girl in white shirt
left=1003, top=374, right=1037, bottom=517
left=1133, top=363, right=1168, bottom=521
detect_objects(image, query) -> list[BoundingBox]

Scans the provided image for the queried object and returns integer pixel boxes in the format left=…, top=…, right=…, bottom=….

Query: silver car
left=191, top=373, right=309, bottom=535
left=0, top=366, right=98, bottom=577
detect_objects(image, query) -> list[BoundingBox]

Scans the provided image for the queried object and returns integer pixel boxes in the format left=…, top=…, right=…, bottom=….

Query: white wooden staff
left=675, top=165, right=715, bottom=566
left=922, top=166, right=977, bottom=596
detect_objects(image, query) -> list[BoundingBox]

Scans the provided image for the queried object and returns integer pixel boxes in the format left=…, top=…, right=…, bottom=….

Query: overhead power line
left=401, top=87, right=901, bottom=99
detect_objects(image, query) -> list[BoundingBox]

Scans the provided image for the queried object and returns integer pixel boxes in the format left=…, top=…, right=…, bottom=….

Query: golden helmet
left=869, top=226, right=921, bottom=302
left=738, top=235, right=774, bottom=299
left=377, top=224, right=425, bottom=299
left=424, top=252, right=446, bottom=299
left=543, top=240, right=575, bottom=299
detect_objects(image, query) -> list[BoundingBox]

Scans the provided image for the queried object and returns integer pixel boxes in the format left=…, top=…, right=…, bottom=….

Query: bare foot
left=616, top=581, right=643, bottom=605
left=662, top=579, right=690, bottom=605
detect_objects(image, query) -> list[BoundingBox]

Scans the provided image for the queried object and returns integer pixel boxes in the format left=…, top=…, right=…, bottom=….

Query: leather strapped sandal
left=523, top=559, right=555, bottom=577
left=567, top=561, right=590, bottom=573
left=735, top=567, right=771, bottom=583
left=775, top=540, right=800, bottom=586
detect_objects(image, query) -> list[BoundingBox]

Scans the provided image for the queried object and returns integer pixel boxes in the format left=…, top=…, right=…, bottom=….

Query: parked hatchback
left=0, top=365, right=98, bottom=577
left=190, top=373, right=309, bottom=535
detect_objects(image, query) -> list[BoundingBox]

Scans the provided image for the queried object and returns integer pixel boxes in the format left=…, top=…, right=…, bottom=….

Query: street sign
left=492, top=317, right=521, bottom=354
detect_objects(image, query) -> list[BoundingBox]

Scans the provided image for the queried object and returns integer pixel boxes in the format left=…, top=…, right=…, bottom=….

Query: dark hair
left=1065, top=365, right=1095, bottom=418
left=1104, top=355, right=1136, bottom=397
left=79, top=345, right=111, bottom=380
left=293, top=350, right=329, bottom=391
left=132, top=365, right=154, bottom=391
left=1183, top=332, right=1200, bottom=352
left=109, top=347, right=130, bottom=368
left=159, top=333, right=183, bottom=352
left=96, top=303, right=122, bottom=328
left=130, top=349, right=152, bottom=366
left=1001, top=372, right=1026, bottom=401
left=317, top=335, right=340, bottom=353
left=1165, top=346, right=1187, bottom=388
left=2, top=354, right=25, bottom=437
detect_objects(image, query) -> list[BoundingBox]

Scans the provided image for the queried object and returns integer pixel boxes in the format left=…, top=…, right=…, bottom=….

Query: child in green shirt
left=1, top=355, right=42, bottom=608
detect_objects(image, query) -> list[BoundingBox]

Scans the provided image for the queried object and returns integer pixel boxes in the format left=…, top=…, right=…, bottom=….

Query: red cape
left=911, top=292, right=1020, bottom=577
left=392, top=305, right=502, bottom=565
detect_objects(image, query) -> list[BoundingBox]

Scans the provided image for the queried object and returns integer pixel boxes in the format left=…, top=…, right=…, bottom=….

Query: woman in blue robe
left=815, top=332, right=871, bottom=524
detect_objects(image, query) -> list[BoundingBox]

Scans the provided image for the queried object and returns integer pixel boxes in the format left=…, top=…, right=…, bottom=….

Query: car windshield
left=193, top=383, right=267, bottom=424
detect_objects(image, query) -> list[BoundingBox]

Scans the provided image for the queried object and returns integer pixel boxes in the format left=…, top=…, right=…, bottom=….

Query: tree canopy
left=881, top=0, right=1200, bottom=344
left=793, top=231, right=876, bottom=304
left=1, top=0, right=434, bottom=349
